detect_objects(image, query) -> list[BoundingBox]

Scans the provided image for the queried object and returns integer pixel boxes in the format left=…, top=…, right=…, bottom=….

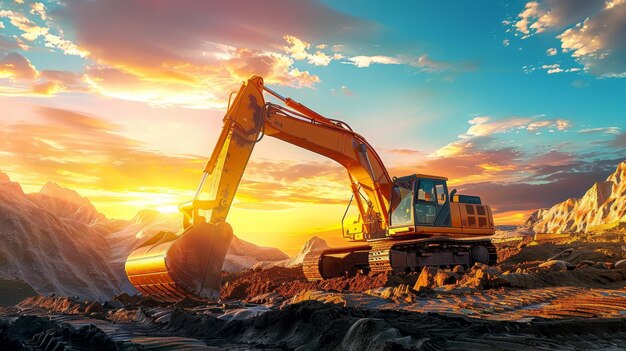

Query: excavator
left=125, top=76, right=496, bottom=302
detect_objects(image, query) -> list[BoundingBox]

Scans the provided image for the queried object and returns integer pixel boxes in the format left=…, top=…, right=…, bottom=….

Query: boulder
left=459, top=267, right=509, bottom=289
left=595, top=262, right=609, bottom=269
left=85, top=301, right=103, bottom=314
left=452, top=265, right=465, bottom=274
left=538, top=260, right=568, bottom=272
left=434, top=270, right=458, bottom=286
left=103, top=300, right=124, bottom=310
left=413, top=266, right=440, bottom=290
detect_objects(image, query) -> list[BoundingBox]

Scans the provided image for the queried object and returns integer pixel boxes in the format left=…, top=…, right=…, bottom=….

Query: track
left=302, top=245, right=372, bottom=281
left=303, top=237, right=497, bottom=280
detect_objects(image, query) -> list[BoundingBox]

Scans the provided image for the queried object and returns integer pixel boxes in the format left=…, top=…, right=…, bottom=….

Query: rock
left=459, top=268, right=509, bottom=289
left=595, top=262, right=609, bottom=269
left=7, top=315, right=57, bottom=338
left=413, top=266, right=440, bottom=290
left=474, top=262, right=489, bottom=269
left=112, top=293, right=132, bottom=305
left=247, top=292, right=284, bottom=305
left=434, top=270, right=457, bottom=286
left=103, top=300, right=124, bottom=310
left=379, top=287, right=394, bottom=299
left=452, top=265, right=465, bottom=274
left=615, top=259, right=626, bottom=269
left=577, top=260, right=594, bottom=268
left=548, top=248, right=574, bottom=261
left=538, top=260, right=568, bottom=272
left=85, top=301, right=103, bottom=314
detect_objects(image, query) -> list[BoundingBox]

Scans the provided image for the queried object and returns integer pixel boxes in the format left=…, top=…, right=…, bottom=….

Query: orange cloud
left=0, top=106, right=354, bottom=220
left=0, top=52, right=38, bottom=80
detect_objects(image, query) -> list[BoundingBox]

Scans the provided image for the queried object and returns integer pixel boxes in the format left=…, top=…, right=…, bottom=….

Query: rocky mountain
left=30, top=182, right=104, bottom=225
left=0, top=173, right=122, bottom=301
left=529, top=161, right=626, bottom=234
left=283, top=236, right=330, bottom=267
left=0, top=171, right=289, bottom=300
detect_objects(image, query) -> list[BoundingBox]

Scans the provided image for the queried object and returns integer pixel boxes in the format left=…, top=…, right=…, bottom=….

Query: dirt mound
left=497, top=240, right=626, bottom=267
left=220, top=266, right=418, bottom=301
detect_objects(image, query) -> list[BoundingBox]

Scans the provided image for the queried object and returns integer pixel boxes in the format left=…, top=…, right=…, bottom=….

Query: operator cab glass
left=415, top=180, right=437, bottom=225
left=390, top=175, right=451, bottom=228
left=390, top=178, right=415, bottom=227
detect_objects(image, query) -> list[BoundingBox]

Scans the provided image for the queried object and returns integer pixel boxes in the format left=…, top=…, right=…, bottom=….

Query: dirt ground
left=2, top=237, right=626, bottom=350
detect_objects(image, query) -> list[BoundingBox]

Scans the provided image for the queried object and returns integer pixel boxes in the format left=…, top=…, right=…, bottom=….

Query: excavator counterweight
left=125, top=76, right=496, bottom=302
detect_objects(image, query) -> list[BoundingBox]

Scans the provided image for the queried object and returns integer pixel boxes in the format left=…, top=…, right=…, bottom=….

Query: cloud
left=283, top=35, right=310, bottom=60
left=340, top=85, right=353, bottom=96
left=0, top=51, right=38, bottom=80
left=38, top=107, right=119, bottom=131
left=579, top=127, right=621, bottom=134
left=611, top=132, right=626, bottom=148
left=39, top=0, right=378, bottom=107
left=0, top=9, right=88, bottom=56
left=347, top=55, right=401, bottom=68
left=459, top=115, right=570, bottom=138
left=29, top=2, right=46, bottom=20
left=413, top=55, right=452, bottom=72
left=514, top=0, right=605, bottom=36
left=0, top=106, right=353, bottom=216
left=345, top=54, right=469, bottom=73
left=458, top=159, right=621, bottom=213
left=546, top=47, right=557, bottom=56
left=513, top=0, right=626, bottom=77
left=0, top=51, right=87, bottom=97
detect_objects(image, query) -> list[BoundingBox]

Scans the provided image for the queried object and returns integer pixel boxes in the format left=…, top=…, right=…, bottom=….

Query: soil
left=221, top=266, right=418, bottom=301
left=3, top=238, right=626, bottom=350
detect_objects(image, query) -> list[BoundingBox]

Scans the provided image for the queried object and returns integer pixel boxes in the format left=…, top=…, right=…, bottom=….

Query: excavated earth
left=2, top=238, right=626, bottom=350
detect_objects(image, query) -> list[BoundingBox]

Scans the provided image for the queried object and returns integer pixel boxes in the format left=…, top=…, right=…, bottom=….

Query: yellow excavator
left=125, top=76, right=496, bottom=302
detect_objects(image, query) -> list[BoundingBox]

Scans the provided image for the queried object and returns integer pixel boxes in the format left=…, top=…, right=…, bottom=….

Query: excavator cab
left=389, top=174, right=452, bottom=229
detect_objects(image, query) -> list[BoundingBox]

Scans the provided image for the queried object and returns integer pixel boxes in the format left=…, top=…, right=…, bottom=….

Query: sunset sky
left=1, top=0, right=625, bottom=254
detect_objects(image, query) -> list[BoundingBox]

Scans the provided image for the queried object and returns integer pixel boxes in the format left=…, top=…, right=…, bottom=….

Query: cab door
left=433, top=181, right=451, bottom=226
left=414, top=179, right=451, bottom=227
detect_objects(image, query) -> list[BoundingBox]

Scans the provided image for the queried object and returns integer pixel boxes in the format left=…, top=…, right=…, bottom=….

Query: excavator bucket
left=125, top=221, right=233, bottom=302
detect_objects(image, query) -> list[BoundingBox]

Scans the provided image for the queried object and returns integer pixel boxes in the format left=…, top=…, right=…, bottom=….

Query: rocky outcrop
left=530, top=161, right=626, bottom=234
left=285, top=236, right=330, bottom=268
left=29, top=182, right=104, bottom=224
left=0, top=173, right=123, bottom=301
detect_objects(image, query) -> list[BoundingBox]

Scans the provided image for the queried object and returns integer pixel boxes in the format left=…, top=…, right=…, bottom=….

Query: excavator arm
left=125, top=76, right=392, bottom=301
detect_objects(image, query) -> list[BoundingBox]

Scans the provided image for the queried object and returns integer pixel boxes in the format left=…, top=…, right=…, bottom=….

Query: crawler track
left=370, top=237, right=498, bottom=273
left=303, top=237, right=497, bottom=280
left=303, top=245, right=371, bottom=281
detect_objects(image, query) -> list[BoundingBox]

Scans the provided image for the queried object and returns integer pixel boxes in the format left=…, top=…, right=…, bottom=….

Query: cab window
left=435, top=183, right=446, bottom=205
left=390, top=180, right=414, bottom=226
left=415, top=180, right=436, bottom=225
